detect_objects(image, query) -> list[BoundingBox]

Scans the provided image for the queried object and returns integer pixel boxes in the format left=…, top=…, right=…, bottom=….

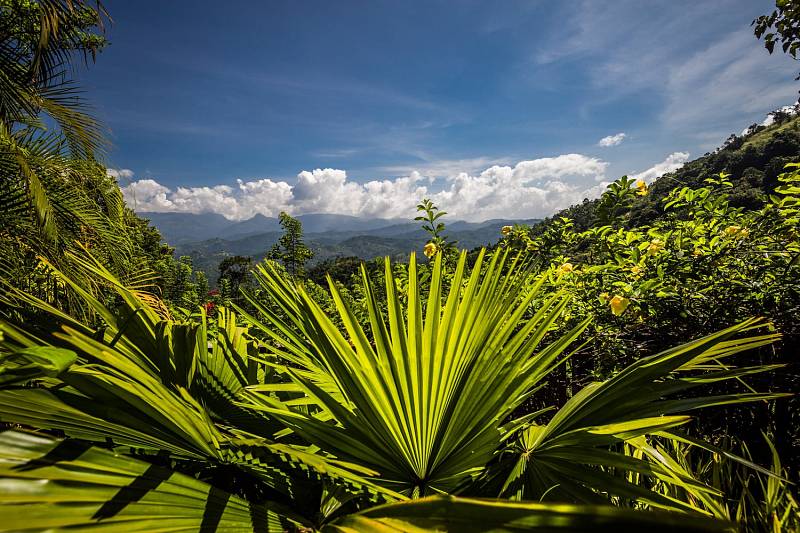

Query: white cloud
left=631, top=151, right=690, bottom=183
left=122, top=179, right=174, bottom=211
left=119, top=151, right=689, bottom=222
left=430, top=154, right=609, bottom=220
left=597, top=133, right=626, bottom=147
left=233, top=178, right=294, bottom=218
left=106, top=168, right=134, bottom=180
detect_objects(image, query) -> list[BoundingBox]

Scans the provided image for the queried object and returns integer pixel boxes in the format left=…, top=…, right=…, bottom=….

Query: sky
left=88, top=1, right=800, bottom=221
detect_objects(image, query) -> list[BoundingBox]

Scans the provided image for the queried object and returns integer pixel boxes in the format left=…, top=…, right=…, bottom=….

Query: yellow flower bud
left=558, top=262, right=574, bottom=274
left=501, top=225, right=513, bottom=236
left=646, top=239, right=664, bottom=255
left=724, top=225, right=738, bottom=235
left=423, top=242, right=438, bottom=258
left=723, top=225, right=747, bottom=238
left=609, top=295, right=631, bottom=316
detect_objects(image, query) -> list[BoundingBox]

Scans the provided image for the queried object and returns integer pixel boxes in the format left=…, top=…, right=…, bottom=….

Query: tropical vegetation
left=0, top=1, right=798, bottom=532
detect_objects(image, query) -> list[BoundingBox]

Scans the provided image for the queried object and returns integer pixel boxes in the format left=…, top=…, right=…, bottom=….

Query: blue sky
left=91, top=1, right=800, bottom=221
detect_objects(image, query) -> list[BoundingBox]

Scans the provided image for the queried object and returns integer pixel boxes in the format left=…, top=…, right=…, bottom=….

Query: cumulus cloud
left=631, top=151, right=690, bottom=183
left=597, top=133, right=626, bottom=147
left=429, top=154, right=610, bottom=220
left=122, top=179, right=174, bottom=210
left=121, top=168, right=429, bottom=220
left=106, top=168, right=134, bottom=180
left=119, top=151, right=689, bottom=222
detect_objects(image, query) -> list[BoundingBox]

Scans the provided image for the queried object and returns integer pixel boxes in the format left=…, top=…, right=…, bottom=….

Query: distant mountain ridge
left=138, top=212, right=540, bottom=283
left=140, top=212, right=408, bottom=244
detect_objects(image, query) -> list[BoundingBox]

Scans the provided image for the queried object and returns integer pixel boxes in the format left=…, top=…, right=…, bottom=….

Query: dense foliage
left=0, top=1, right=799, bottom=531
left=271, top=141, right=800, bottom=530
left=496, top=164, right=800, bottom=480
left=0, top=246, right=793, bottom=531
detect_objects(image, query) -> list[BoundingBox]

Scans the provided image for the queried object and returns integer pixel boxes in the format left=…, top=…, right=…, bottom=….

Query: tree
left=267, top=211, right=313, bottom=278
left=754, top=1, right=800, bottom=79
left=1, top=0, right=109, bottom=236
left=0, top=1, right=194, bottom=320
left=217, top=255, right=252, bottom=304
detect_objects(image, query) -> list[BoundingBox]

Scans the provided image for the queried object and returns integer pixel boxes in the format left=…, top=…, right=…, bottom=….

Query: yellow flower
left=692, top=248, right=703, bottom=257
left=630, top=264, right=643, bottom=276
left=635, top=179, right=648, bottom=196
left=723, top=226, right=748, bottom=239
left=558, top=262, right=574, bottom=274
left=423, top=242, right=438, bottom=258
left=501, top=225, right=513, bottom=236
left=646, top=238, right=664, bottom=255
left=609, top=295, right=631, bottom=316
left=723, top=225, right=740, bottom=237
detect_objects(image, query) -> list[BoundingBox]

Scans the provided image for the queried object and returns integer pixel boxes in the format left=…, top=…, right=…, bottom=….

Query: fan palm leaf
left=0, top=254, right=403, bottom=520
left=241, top=249, right=590, bottom=495
left=240, top=249, right=787, bottom=513
left=0, top=430, right=305, bottom=532
left=478, top=320, right=787, bottom=511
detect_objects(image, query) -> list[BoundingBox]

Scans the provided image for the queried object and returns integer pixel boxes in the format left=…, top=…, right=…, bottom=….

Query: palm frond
left=480, top=319, right=787, bottom=511
left=241, top=249, right=589, bottom=495
left=324, top=495, right=735, bottom=532
left=0, top=430, right=304, bottom=532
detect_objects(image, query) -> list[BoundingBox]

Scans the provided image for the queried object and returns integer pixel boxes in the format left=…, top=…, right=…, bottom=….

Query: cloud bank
left=115, top=152, right=687, bottom=222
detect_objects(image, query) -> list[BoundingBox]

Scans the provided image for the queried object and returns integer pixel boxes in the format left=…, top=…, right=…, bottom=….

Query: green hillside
left=533, top=115, right=800, bottom=233
left=482, top=115, right=800, bottom=484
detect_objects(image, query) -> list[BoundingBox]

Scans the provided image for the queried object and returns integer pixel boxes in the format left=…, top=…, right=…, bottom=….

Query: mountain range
left=140, top=212, right=540, bottom=282
left=140, top=114, right=800, bottom=285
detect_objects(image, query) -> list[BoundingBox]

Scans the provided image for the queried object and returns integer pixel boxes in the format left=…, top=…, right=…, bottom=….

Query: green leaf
left=243, top=249, right=587, bottom=496
left=0, top=343, right=76, bottom=386
left=0, top=430, right=305, bottom=532
left=324, top=495, right=734, bottom=532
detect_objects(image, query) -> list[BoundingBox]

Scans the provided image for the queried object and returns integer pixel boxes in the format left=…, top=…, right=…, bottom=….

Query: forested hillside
left=535, top=112, right=800, bottom=232
left=164, top=216, right=540, bottom=284
left=486, top=116, right=800, bottom=485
